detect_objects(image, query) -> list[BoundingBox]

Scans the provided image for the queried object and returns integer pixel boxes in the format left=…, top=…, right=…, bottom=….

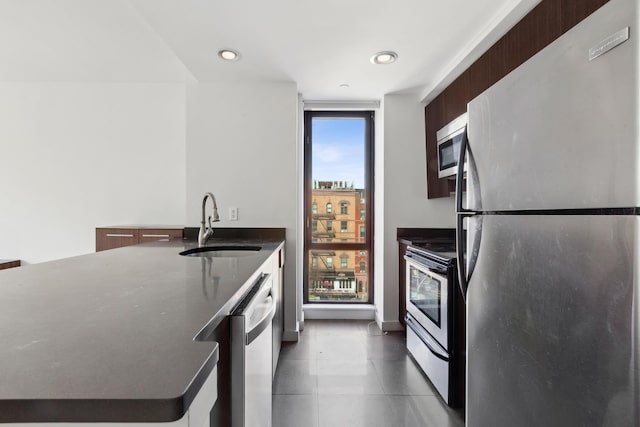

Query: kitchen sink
left=179, top=246, right=262, bottom=257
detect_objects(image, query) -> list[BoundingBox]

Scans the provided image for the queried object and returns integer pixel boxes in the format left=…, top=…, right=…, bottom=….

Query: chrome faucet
left=198, top=192, right=220, bottom=247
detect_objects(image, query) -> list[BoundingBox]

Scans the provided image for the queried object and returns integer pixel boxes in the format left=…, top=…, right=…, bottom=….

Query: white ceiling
left=0, top=0, right=540, bottom=101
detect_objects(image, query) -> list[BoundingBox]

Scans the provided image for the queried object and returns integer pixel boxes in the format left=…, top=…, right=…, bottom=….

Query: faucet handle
left=207, top=215, right=213, bottom=230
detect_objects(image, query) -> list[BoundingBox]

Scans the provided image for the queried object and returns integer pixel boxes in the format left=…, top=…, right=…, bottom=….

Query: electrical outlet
left=229, top=207, right=238, bottom=221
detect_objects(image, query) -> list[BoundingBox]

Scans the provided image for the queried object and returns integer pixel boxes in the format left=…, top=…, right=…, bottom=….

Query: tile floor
left=272, top=320, right=465, bottom=427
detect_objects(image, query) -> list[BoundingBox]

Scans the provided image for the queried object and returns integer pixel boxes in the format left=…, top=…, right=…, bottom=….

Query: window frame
left=303, top=110, right=375, bottom=305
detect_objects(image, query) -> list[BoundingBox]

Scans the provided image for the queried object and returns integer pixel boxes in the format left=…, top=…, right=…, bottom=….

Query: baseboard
left=282, top=329, right=300, bottom=342
left=303, top=304, right=376, bottom=320
left=374, top=312, right=405, bottom=332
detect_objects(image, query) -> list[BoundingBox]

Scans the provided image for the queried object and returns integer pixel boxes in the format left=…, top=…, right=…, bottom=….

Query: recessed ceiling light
left=218, top=49, right=240, bottom=62
left=370, top=51, right=398, bottom=65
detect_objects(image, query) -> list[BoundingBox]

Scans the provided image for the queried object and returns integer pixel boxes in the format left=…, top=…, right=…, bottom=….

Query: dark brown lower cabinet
left=0, top=259, right=21, bottom=270
left=96, top=227, right=183, bottom=251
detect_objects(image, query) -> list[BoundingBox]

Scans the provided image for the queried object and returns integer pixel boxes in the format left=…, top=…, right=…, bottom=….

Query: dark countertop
left=397, top=228, right=456, bottom=246
left=0, top=238, right=283, bottom=423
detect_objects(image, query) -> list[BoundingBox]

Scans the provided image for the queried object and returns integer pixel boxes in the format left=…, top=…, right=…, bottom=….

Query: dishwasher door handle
left=246, top=295, right=276, bottom=345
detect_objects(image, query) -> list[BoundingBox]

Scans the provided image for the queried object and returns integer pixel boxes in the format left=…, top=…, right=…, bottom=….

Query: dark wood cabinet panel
left=424, top=99, right=452, bottom=198
left=96, top=228, right=140, bottom=251
left=96, top=227, right=183, bottom=251
left=426, top=0, right=609, bottom=199
left=138, top=228, right=184, bottom=244
left=489, top=1, right=562, bottom=86
left=560, top=0, right=610, bottom=33
left=0, top=259, right=21, bottom=270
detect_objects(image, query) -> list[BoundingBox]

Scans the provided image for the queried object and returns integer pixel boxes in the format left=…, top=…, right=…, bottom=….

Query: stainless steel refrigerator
left=456, top=0, right=639, bottom=425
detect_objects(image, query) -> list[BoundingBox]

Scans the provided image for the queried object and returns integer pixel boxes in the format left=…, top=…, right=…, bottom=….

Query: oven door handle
left=405, top=314, right=449, bottom=362
left=404, top=254, right=448, bottom=276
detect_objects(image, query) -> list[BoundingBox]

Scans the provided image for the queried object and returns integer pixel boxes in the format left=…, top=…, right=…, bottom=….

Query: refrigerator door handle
left=457, top=213, right=483, bottom=304
left=456, top=214, right=469, bottom=302
left=455, top=128, right=483, bottom=303
left=455, top=128, right=468, bottom=214
left=455, top=127, right=474, bottom=303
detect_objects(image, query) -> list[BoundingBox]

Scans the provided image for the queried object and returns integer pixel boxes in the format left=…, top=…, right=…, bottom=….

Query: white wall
left=0, top=0, right=191, bottom=82
left=0, top=83, right=187, bottom=263
left=374, top=101, right=386, bottom=323
left=185, top=81, right=299, bottom=338
left=377, top=93, right=456, bottom=330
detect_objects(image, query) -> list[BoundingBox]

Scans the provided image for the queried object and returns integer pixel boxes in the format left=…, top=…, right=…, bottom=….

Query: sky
left=311, top=117, right=365, bottom=189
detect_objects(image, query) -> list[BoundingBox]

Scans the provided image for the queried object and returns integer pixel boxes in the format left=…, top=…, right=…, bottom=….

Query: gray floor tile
left=318, top=395, right=395, bottom=427
left=279, top=334, right=318, bottom=360
left=388, top=395, right=465, bottom=427
left=371, top=358, right=438, bottom=396
left=365, top=332, right=409, bottom=360
left=273, top=359, right=318, bottom=395
left=273, top=394, right=319, bottom=427
left=316, top=334, right=368, bottom=360
left=272, top=320, right=464, bottom=427
left=317, top=359, right=385, bottom=395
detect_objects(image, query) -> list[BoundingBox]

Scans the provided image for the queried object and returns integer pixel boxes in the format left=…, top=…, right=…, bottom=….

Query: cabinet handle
left=105, top=233, right=135, bottom=238
left=141, top=234, right=170, bottom=238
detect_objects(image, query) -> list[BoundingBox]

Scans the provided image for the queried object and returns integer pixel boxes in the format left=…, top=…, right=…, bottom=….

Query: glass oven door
left=405, top=256, right=449, bottom=350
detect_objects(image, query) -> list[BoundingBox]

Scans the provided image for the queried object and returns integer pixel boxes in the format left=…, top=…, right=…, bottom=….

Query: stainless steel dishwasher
left=231, top=273, right=275, bottom=427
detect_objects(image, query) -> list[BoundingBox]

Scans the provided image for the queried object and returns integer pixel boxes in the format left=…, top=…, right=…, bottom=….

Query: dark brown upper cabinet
left=426, top=0, right=610, bottom=199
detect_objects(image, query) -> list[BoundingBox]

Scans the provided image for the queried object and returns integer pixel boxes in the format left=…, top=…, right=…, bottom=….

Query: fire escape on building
left=311, top=212, right=336, bottom=239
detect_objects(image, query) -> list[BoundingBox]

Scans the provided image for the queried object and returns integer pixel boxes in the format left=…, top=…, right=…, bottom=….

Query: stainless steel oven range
left=404, top=239, right=465, bottom=408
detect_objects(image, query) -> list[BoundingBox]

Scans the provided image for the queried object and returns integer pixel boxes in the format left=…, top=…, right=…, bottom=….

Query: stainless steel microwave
left=436, top=113, right=468, bottom=179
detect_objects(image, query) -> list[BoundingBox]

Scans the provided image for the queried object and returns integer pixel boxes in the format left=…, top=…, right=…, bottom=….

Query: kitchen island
left=0, top=237, right=284, bottom=424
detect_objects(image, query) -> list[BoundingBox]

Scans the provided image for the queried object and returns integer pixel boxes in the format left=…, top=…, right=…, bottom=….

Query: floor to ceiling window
left=303, top=111, right=374, bottom=303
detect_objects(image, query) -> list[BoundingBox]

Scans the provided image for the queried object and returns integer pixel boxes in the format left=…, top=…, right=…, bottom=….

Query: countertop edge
left=0, top=344, right=220, bottom=423
left=0, top=236, right=285, bottom=423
